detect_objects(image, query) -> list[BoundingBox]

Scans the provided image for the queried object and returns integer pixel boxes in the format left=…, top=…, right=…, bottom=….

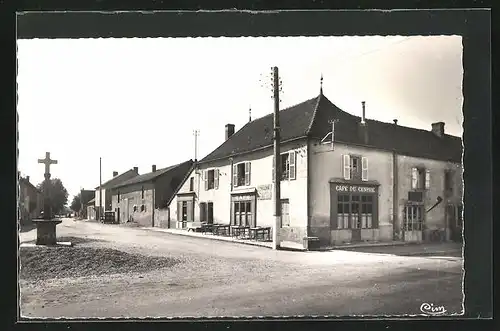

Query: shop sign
left=335, top=185, right=376, bottom=193
left=257, top=184, right=272, bottom=200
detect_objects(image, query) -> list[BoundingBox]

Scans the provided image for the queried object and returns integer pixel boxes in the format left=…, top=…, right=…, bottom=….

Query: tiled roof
left=200, top=96, right=319, bottom=163
left=19, top=177, right=41, bottom=193
left=94, top=169, right=139, bottom=190
left=200, top=93, right=462, bottom=164
left=110, top=160, right=194, bottom=189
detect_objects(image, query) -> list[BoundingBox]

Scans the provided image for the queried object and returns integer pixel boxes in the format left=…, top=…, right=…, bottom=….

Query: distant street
left=19, top=219, right=463, bottom=318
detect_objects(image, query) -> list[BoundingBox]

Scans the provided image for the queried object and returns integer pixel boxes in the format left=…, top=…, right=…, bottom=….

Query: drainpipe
left=152, top=185, right=155, bottom=227
left=306, top=141, right=311, bottom=237
left=392, top=150, right=399, bottom=241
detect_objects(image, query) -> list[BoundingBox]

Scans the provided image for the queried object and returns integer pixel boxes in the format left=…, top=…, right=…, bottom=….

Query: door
left=448, top=204, right=463, bottom=242
left=207, top=202, right=214, bottom=224
left=124, top=199, right=129, bottom=223
left=350, top=195, right=362, bottom=242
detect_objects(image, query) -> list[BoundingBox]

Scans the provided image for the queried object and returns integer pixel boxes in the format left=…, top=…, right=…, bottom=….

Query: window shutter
left=361, top=157, right=368, bottom=181
left=425, top=169, right=430, bottom=189
left=272, top=156, right=275, bottom=183
left=204, top=170, right=208, bottom=191
left=289, top=151, right=296, bottom=180
left=245, top=162, right=251, bottom=186
left=343, top=154, right=351, bottom=180
left=186, top=200, right=193, bottom=222
left=177, top=201, right=181, bottom=221
left=232, top=164, right=238, bottom=187
left=214, top=169, right=219, bottom=190
left=411, top=167, right=418, bottom=189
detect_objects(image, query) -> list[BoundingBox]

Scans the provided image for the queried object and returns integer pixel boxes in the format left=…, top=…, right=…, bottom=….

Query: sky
left=17, top=36, right=463, bottom=201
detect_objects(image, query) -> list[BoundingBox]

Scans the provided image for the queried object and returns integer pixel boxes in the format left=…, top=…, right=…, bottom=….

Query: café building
left=168, top=89, right=463, bottom=249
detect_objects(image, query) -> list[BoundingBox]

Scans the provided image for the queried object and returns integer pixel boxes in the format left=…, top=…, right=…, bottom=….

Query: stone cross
left=38, top=152, right=58, bottom=179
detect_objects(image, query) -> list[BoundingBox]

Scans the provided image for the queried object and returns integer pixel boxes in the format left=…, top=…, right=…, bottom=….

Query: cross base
left=32, top=219, right=62, bottom=246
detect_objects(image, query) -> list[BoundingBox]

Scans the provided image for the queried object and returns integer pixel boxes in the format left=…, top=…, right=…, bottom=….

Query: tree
left=70, top=193, right=82, bottom=213
left=36, top=178, right=69, bottom=215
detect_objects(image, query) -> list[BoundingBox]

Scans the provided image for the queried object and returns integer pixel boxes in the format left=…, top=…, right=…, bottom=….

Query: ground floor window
left=403, top=204, right=424, bottom=231
left=337, top=194, right=375, bottom=229
left=280, top=199, right=290, bottom=227
left=233, top=201, right=252, bottom=226
left=199, top=202, right=214, bottom=224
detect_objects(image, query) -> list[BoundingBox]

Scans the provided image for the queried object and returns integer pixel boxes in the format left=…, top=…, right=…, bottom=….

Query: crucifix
left=38, top=152, right=58, bottom=220
left=38, top=152, right=58, bottom=178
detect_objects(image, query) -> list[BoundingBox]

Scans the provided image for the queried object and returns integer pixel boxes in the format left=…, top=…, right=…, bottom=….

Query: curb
left=142, top=227, right=274, bottom=250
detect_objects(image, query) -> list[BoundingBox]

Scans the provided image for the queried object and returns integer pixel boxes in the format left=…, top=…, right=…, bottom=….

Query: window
left=133, top=205, right=137, bottom=212
left=189, top=177, right=194, bottom=191
left=204, top=169, right=219, bottom=190
left=444, top=170, right=453, bottom=194
left=232, top=201, right=253, bottom=226
left=272, top=151, right=296, bottom=182
left=233, top=162, right=251, bottom=187
left=337, top=194, right=374, bottom=229
left=411, top=167, right=430, bottom=190
left=141, top=186, right=145, bottom=199
left=342, top=155, right=368, bottom=181
left=281, top=199, right=290, bottom=227
left=118, top=191, right=121, bottom=203
left=140, top=204, right=146, bottom=212
left=403, top=204, right=424, bottom=231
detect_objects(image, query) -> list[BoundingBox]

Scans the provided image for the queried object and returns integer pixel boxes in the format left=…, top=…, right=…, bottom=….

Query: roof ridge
left=305, top=93, right=323, bottom=135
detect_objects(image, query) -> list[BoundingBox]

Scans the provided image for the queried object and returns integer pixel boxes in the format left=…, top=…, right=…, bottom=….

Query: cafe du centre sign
left=335, top=184, right=376, bottom=194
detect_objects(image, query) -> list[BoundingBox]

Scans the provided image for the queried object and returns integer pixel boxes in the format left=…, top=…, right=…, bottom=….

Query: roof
left=111, top=160, right=194, bottom=189
left=19, top=177, right=42, bottom=193
left=200, top=92, right=462, bottom=164
left=94, top=169, right=139, bottom=190
left=80, top=190, right=95, bottom=205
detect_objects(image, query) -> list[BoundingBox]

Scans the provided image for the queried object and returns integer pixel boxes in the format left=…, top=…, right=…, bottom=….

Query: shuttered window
left=361, top=157, right=368, bottom=181
left=342, top=154, right=351, bottom=180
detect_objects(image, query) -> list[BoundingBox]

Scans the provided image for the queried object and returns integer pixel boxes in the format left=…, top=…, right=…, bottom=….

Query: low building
left=79, top=189, right=95, bottom=219
left=110, top=160, right=194, bottom=227
left=167, top=89, right=463, bottom=249
left=18, top=174, right=43, bottom=224
left=93, top=168, right=139, bottom=220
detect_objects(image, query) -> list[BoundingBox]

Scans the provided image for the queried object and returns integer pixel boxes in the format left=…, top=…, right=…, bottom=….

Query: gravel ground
left=20, top=246, right=181, bottom=281
left=19, top=218, right=464, bottom=318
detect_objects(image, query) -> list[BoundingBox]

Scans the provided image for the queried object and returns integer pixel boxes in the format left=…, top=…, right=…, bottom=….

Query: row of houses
left=18, top=174, right=44, bottom=224
left=85, top=89, right=463, bottom=250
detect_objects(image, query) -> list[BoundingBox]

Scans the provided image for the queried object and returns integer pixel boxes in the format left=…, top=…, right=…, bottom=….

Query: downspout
left=306, top=140, right=311, bottom=237
left=392, top=150, right=399, bottom=241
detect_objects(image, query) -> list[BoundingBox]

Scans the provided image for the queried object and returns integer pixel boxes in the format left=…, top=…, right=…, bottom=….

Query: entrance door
left=207, top=202, right=214, bottom=224
left=448, top=204, right=463, bottom=242
left=350, top=196, right=362, bottom=242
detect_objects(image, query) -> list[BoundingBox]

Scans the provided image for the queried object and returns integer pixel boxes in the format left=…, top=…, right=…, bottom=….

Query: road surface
left=19, top=218, right=464, bottom=318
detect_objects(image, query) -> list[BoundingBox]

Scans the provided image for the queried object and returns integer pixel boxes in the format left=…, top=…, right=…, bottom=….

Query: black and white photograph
left=13, top=9, right=491, bottom=322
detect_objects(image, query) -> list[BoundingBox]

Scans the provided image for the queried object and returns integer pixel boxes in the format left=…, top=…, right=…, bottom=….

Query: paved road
left=19, top=219, right=464, bottom=318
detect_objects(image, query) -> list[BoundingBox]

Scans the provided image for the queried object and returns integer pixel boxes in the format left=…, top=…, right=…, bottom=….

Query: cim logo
left=420, top=302, right=447, bottom=316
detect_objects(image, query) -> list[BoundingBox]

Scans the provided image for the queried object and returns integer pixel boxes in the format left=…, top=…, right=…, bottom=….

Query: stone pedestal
left=32, top=219, right=62, bottom=245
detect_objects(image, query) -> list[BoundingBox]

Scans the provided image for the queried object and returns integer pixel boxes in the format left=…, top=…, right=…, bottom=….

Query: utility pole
left=272, top=66, right=281, bottom=250
left=193, top=130, right=199, bottom=162
left=99, top=157, right=102, bottom=221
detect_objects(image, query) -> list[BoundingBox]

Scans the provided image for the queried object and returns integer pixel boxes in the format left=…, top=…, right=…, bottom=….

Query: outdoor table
left=213, top=224, right=230, bottom=236
left=250, top=227, right=271, bottom=241
left=231, top=225, right=250, bottom=239
left=202, top=223, right=214, bottom=234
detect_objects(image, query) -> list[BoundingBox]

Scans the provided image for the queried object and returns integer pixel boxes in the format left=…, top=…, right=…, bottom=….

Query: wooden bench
left=187, top=222, right=206, bottom=232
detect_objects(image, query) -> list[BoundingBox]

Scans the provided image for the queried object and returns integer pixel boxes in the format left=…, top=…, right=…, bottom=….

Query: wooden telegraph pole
left=99, top=157, right=102, bottom=221
left=272, top=66, right=281, bottom=250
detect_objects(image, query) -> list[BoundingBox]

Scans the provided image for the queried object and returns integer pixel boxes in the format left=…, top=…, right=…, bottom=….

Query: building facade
left=93, top=168, right=139, bottom=219
left=110, top=161, right=194, bottom=227
left=18, top=175, right=43, bottom=224
left=167, top=91, right=463, bottom=249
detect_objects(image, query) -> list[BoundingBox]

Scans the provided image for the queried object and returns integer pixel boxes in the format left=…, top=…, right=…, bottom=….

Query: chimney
left=113, top=171, right=118, bottom=177
left=152, top=165, right=156, bottom=172
left=431, top=122, right=445, bottom=138
left=361, top=101, right=366, bottom=124
left=225, top=124, right=235, bottom=141
left=133, top=167, right=138, bottom=173
left=26, top=176, right=30, bottom=182
left=393, top=119, right=398, bottom=125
